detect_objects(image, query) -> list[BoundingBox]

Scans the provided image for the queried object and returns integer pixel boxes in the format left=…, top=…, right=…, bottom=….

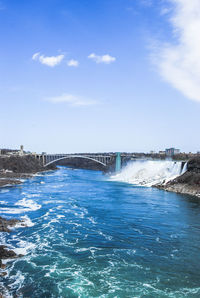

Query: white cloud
left=45, top=93, right=98, bottom=107
left=88, top=53, right=116, bottom=64
left=32, top=52, right=40, bottom=60
left=67, top=59, right=79, bottom=67
left=155, top=0, right=200, bottom=102
left=32, top=53, right=64, bottom=67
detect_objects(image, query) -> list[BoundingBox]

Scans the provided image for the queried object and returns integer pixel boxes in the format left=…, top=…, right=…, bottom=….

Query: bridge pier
left=115, top=152, right=121, bottom=172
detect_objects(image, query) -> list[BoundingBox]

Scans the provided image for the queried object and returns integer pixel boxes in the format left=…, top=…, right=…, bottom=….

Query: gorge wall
left=156, top=158, right=200, bottom=197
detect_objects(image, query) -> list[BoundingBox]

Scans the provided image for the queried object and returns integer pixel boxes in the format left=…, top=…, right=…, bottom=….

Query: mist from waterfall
left=111, top=160, right=187, bottom=187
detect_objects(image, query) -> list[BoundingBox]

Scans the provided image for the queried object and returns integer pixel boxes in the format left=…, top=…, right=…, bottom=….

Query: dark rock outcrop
left=0, top=216, right=23, bottom=233
left=155, top=158, right=200, bottom=197
left=0, top=217, right=25, bottom=275
left=0, top=245, right=23, bottom=269
left=187, top=157, right=200, bottom=173
left=0, top=179, right=22, bottom=187
left=0, top=245, right=18, bottom=259
left=0, top=155, right=57, bottom=187
left=0, top=155, right=56, bottom=173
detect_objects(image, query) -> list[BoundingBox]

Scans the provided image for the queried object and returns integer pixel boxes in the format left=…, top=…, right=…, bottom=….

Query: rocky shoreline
left=0, top=155, right=56, bottom=187
left=155, top=158, right=200, bottom=198
left=0, top=155, right=57, bottom=291
left=0, top=217, right=25, bottom=281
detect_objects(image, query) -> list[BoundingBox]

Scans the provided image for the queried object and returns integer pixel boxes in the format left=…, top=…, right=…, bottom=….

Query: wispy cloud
left=32, top=53, right=40, bottom=60
left=155, top=0, right=200, bottom=102
left=45, top=93, right=98, bottom=107
left=88, top=53, right=116, bottom=64
left=67, top=59, right=79, bottom=67
left=32, top=52, right=64, bottom=67
left=160, top=6, right=171, bottom=16
left=140, top=0, right=153, bottom=7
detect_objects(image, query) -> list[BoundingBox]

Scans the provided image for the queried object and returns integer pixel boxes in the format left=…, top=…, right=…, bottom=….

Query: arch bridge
left=35, top=153, right=115, bottom=168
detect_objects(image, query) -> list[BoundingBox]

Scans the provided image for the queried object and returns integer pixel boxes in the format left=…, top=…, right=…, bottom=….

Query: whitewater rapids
left=111, top=160, right=187, bottom=187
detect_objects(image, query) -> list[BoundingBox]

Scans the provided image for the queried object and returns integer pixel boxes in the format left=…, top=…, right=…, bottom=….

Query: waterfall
left=181, top=162, right=188, bottom=174
left=110, top=160, right=187, bottom=187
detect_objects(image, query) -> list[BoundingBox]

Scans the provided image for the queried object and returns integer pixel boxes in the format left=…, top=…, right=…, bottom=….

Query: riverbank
left=155, top=158, right=200, bottom=197
left=0, top=217, right=26, bottom=282
left=0, top=155, right=57, bottom=287
left=0, top=155, right=56, bottom=187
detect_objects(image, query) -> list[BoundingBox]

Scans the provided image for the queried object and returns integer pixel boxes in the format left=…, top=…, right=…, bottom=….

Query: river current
left=1, top=166, right=200, bottom=297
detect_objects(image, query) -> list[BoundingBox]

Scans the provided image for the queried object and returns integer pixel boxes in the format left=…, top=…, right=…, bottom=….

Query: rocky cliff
left=0, top=155, right=56, bottom=187
left=0, top=155, right=56, bottom=173
left=155, top=158, right=200, bottom=197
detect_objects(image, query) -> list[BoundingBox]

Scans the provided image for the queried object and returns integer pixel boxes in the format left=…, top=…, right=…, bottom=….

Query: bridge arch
left=44, top=155, right=107, bottom=167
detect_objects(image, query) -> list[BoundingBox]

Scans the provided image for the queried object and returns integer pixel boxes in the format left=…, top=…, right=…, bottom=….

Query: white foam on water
left=57, top=205, right=64, bottom=209
left=75, top=246, right=103, bottom=254
left=0, top=189, right=10, bottom=193
left=15, top=197, right=41, bottom=211
left=74, top=211, right=85, bottom=219
left=41, top=217, right=60, bottom=229
left=75, top=247, right=89, bottom=253
left=97, top=230, right=113, bottom=241
left=0, top=207, right=29, bottom=214
left=67, top=221, right=82, bottom=227
left=26, top=193, right=41, bottom=198
left=0, top=197, right=42, bottom=214
left=111, top=160, right=187, bottom=187
left=57, top=214, right=65, bottom=219
left=88, top=217, right=97, bottom=225
left=0, top=284, right=12, bottom=298
left=13, top=240, right=36, bottom=256
left=0, top=200, right=8, bottom=204
left=51, top=218, right=59, bottom=223
left=7, top=270, right=25, bottom=290
left=18, top=215, right=34, bottom=227
left=7, top=215, right=34, bottom=231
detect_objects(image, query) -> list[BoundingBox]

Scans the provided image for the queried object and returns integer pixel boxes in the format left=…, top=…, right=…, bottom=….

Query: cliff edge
left=155, top=158, right=200, bottom=197
left=0, top=155, right=57, bottom=187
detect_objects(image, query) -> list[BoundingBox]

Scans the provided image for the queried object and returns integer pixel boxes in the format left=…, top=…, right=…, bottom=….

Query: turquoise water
left=1, top=167, right=200, bottom=297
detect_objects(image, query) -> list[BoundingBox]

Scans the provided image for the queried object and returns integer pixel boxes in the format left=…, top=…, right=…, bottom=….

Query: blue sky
left=0, top=0, right=200, bottom=153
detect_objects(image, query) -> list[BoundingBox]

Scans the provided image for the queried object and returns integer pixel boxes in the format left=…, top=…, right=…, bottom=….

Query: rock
left=0, top=217, right=25, bottom=268
left=0, top=216, right=22, bottom=233
left=187, top=157, right=200, bottom=173
left=0, top=155, right=57, bottom=189
left=0, top=263, right=6, bottom=270
left=0, top=271, right=7, bottom=277
left=0, top=245, right=18, bottom=260
left=0, top=155, right=56, bottom=174
left=0, top=179, right=22, bottom=187
left=155, top=158, right=200, bottom=197
left=0, top=245, right=23, bottom=270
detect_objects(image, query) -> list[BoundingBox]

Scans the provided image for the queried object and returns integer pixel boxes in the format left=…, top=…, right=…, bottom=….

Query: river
left=1, top=166, right=200, bottom=297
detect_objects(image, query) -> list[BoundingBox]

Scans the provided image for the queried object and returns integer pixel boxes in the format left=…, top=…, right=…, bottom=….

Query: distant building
left=0, top=148, right=18, bottom=155
left=0, top=145, right=26, bottom=156
left=165, top=148, right=180, bottom=156
left=159, top=151, right=166, bottom=155
left=19, top=145, right=24, bottom=156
